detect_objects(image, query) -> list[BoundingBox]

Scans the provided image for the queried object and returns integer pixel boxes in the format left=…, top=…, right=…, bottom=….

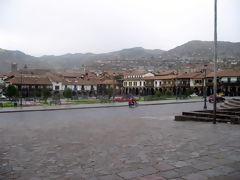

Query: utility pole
left=213, top=0, right=217, bottom=124
left=203, top=65, right=207, bottom=109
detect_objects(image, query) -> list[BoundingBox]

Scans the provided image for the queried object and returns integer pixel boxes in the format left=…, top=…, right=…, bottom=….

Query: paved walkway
left=0, top=101, right=239, bottom=180
left=0, top=98, right=202, bottom=113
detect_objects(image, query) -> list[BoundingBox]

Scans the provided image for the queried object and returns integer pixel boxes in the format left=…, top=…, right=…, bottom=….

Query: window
left=221, top=77, right=228, bottom=82
left=55, top=85, right=59, bottom=90
left=230, top=77, right=237, bottom=83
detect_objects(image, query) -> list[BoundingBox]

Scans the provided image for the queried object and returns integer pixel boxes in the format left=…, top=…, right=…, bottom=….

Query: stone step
left=182, top=111, right=239, bottom=120
left=232, top=98, right=240, bottom=102
left=195, top=110, right=240, bottom=116
left=224, top=102, right=240, bottom=107
left=175, top=115, right=230, bottom=123
left=219, top=104, right=236, bottom=109
left=228, top=99, right=240, bottom=105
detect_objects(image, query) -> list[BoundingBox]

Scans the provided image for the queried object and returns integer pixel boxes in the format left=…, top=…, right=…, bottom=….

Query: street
left=0, top=102, right=240, bottom=180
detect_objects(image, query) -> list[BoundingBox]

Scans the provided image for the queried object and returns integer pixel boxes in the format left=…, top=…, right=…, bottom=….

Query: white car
left=190, top=93, right=198, bottom=97
left=0, top=94, right=6, bottom=99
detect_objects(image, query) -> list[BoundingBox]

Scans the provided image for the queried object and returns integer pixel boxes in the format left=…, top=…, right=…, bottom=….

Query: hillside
left=0, top=47, right=165, bottom=72
left=1, top=40, right=240, bottom=72
left=163, top=40, right=240, bottom=59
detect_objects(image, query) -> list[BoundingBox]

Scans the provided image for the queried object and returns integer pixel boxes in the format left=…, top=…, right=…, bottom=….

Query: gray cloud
left=0, top=0, right=239, bottom=56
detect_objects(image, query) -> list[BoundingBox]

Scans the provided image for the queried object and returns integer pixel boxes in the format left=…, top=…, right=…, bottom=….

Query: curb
left=0, top=100, right=202, bottom=113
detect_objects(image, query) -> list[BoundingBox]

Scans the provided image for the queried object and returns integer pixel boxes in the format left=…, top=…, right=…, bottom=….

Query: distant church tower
left=11, top=63, right=18, bottom=73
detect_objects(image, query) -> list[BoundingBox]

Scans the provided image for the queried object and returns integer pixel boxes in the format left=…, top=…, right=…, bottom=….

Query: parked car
left=114, top=96, right=137, bottom=102
left=0, top=94, right=6, bottom=99
left=190, top=93, right=198, bottom=97
left=208, top=95, right=225, bottom=103
left=217, top=92, right=225, bottom=97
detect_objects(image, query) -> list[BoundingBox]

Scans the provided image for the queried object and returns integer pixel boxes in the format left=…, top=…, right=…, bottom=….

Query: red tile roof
left=177, top=72, right=204, bottom=79
left=207, top=69, right=240, bottom=78
left=6, top=75, right=52, bottom=85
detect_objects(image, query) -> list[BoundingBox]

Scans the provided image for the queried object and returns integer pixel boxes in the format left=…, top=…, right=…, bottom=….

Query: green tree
left=35, top=89, right=42, bottom=98
left=184, top=88, right=194, bottom=97
left=154, top=90, right=161, bottom=97
left=113, top=74, right=122, bottom=80
left=105, top=87, right=113, bottom=99
left=6, top=85, right=18, bottom=100
left=63, top=88, right=73, bottom=99
left=165, top=90, right=173, bottom=96
left=42, top=87, right=50, bottom=102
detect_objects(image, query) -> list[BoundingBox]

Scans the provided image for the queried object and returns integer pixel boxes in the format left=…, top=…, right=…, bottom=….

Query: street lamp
left=203, top=65, right=208, bottom=109
left=213, top=0, right=217, bottom=124
left=20, top=72, right=23, bottom=107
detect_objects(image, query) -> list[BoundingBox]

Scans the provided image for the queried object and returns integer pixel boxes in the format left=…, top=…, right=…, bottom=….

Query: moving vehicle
left=128, top=99, right=138, bottom=107
left=208, top=95, right=225, bottom=103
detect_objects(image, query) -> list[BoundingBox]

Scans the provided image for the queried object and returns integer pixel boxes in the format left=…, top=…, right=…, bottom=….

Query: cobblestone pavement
left=0, top=102, right=240, bottom=180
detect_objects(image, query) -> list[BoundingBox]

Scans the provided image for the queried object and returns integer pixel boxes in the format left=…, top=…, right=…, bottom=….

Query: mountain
left=0, top=49, right=38, bottom=73
left=163, top=40, right=240, bottom=59
left=0, top=47, right=165, bottom=72
left=104, top=47, right=164, bottom=59
left=1, top=41, right=240, bottom=72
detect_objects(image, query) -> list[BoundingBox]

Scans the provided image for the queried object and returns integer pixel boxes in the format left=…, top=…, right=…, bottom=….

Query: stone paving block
left=207, top=175, right=230, bottom=180
left=154, top=163, right=175, bottom=171
left=86, top=177, right=98, bottom=180
left=192, top=162, right=218, bottom=170
left=117, top=170, right=141, bottom=179
left=29, top=177, right=42, bottom=180
left=198, top=168, right=223, bottom=178
left=225, top=161, right=240, bottom=171
left=139, top=174, right=166, bottom=180
left=158, top=170, right=180, bottom=179
left=184, top=158, right=204, bottom=165
left=227, top=155, right=240, bottom=161
left=174, top=166, right=198, bottom=176
left=98, top=174, right=123, bottom=180
left=172, top=161, right=190, bottom=168
left=212, top=165, right=235, bottom=175
left=136, top=167, right=158, bottom=176
left=224, top=171, right=240, bottom=180
left=183, top=173, right=208, bottom=180
left=211, top=157, right=235, bottom=165
left=197, top=156, right=217, bottom=162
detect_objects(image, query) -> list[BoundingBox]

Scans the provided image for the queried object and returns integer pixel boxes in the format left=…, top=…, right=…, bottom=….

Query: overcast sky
left=0, top=0, right=239, bottom=56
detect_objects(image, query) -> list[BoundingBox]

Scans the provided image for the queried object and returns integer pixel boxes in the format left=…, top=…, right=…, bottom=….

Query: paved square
left=0, top=102, right=240, bottom=179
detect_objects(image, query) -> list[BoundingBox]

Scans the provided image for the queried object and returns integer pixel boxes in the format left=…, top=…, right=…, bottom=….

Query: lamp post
left=20, top=72, right=22, bottom=107
left=203, top=65, right=208, bottom=109
left=213, top=0, right=217, bottom=124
